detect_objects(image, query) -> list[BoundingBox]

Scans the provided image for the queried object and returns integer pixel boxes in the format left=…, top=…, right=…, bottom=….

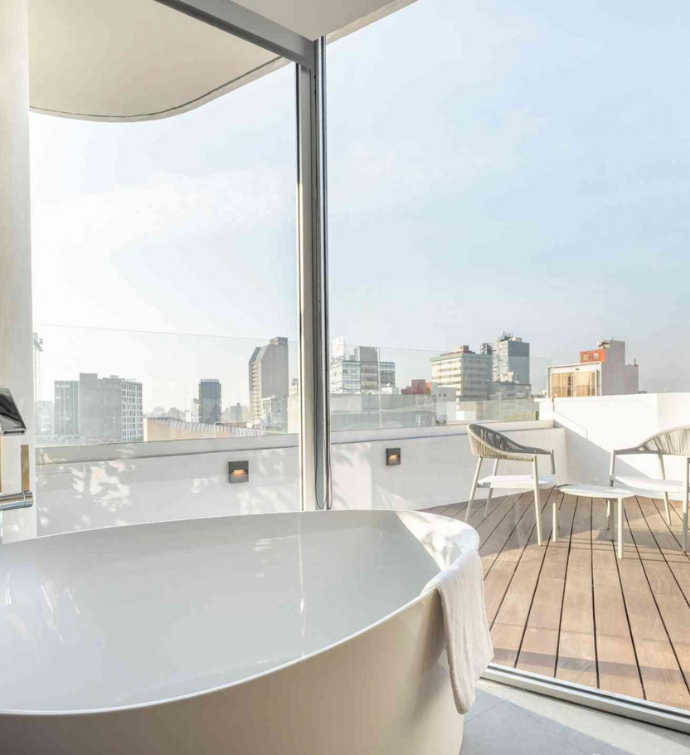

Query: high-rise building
left=548, top=339, right=639, bottom=398
left=198, top=379, right=222, bottom=424
left=483, top=333, right=530, bottom=385
left=260, top=395, right=288, bottom=432
left=430, top=346, right=491, bottom=402
left=329, top=340, right=395, bottom=394
left=190, top=398, right=200, bottom=423
left=54, top=380, right=80, bottom=436
left=79, top=373, right=143, bottom=443
left=248, top=337, right=289, bottom=421
left=35, top=400, right=53, bottom=437
left=222, top=403, right=249, bottom=424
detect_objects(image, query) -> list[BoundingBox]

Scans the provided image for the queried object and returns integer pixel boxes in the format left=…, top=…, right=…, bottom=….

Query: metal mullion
left=158, top=0, right=332, bottom=512
left=296, top=40, right=331, bottom=511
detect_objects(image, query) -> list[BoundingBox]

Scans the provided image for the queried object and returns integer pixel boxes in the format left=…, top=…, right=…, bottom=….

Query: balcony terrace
left=426, top=490, right=690, bottom=712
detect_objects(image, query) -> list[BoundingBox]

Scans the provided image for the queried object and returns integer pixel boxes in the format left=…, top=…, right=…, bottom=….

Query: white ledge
left=36, top=419, right=557, bottom=467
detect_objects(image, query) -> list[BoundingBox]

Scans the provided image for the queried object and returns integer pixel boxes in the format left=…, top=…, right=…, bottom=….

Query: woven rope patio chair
left=466, top=424, right=556, bottom=546
left=610, top=425, right=690, bottom=550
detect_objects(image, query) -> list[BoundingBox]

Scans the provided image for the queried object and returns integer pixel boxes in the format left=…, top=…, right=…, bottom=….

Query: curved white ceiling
left=28, top=0, right=413, bottom=122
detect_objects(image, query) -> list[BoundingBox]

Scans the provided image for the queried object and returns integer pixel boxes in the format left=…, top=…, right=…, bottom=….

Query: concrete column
left=0, top=0, right=36, bottom=542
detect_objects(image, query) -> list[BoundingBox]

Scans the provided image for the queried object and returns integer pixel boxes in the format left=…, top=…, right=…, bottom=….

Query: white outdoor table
left=556, top=484, right=637, bottom=558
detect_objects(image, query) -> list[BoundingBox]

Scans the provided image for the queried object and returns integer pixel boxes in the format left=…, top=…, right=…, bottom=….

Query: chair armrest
left=613, top=446, right=654, bottom=456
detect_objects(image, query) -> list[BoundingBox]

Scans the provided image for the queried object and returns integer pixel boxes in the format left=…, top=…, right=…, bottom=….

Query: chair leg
left=552, top=496, right=558, bottom=542
left=617, top=498, right=624, bottom=559
left=466, top=457, right=483, bottom=523
left=663, top=494, right=672, bottom=527
left=606, top=499, right=612, bottom=537
left=484, top=459, right=499, bottom=518
left=683, top=460, right=689, bottom=552
left=533, top=456, right=543, bottom=546
left=658, top=454, right=671, bottom=526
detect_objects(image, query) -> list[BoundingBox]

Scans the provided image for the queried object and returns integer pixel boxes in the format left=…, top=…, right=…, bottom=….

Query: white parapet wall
left=539, top=393, right=690, bottom=485
left=331, top=422, right=567, bottom=511
left=36, top=421, right=567, bottom=536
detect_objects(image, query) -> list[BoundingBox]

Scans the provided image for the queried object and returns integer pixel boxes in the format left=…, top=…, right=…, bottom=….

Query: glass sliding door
left=326, top=0, right=690, bottom=714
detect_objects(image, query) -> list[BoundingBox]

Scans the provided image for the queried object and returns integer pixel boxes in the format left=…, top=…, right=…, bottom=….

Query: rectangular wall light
left=386, top=448, right=401, bottom=467
left=228, top=461, right=249, bottom=483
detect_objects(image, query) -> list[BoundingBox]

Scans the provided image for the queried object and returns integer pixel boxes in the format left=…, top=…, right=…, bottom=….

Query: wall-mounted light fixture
left=228, top=461, right=249, bottom=483
left=386, top=448, right=401, bottom=467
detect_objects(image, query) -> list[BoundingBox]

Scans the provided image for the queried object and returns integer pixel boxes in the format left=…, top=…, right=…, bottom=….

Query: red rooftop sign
left=580, top=349, right=606, bottom=364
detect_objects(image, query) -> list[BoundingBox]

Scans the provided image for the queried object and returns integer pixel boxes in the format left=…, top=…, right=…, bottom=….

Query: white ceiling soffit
left=29, top=0, right=415, bottom=122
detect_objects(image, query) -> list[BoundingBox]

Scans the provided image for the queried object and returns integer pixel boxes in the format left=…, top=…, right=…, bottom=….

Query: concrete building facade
left=198, top=379, right=222, bottom=425
left=249, top=337, right=289, bottom=421
left=79, top=373, right=143, bottom=444
left=222, top=403, right=249, bottom=424
left=330, top=341, right=395, bottom=395
left=430, top=346, right=491, bottom=402
left=483, top=333, right=530, bottom=385
left=548, top=339, right=639, bottom=398
left=260, top=395, right=288, bottom=433
left=53, top=380, right=80, bottom=437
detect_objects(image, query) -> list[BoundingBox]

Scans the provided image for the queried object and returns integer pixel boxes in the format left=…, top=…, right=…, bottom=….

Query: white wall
left=37, top=436, right=301, bottom=537
left=0, top=0, right=36, bottom=542
left=332, top=424, right=566, bottom=511
left=539, top=393, right=690, bottom=484
left=36, top=422, right=566, bottom=536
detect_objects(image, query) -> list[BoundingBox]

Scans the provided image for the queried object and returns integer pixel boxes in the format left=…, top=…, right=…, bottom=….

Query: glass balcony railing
left=34, top=326, right=560, bottom=448
left=329, top=341, right=555, bottom=433
left=33, top=325, right=300, bottom=447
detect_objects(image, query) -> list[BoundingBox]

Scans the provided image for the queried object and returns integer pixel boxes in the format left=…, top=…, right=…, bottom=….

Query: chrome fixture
left=0, top=387, right=34, bottom=515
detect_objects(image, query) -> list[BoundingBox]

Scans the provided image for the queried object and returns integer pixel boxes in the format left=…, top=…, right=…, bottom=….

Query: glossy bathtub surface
left=0, top=511, right=477, bottom=713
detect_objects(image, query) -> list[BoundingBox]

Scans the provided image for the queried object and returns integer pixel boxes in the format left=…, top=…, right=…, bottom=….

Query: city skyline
left=28, top=0, right=690, bottom=397
left=36, top=328, right=642, bottom=443
left=35, top=327, right=638, bottom=409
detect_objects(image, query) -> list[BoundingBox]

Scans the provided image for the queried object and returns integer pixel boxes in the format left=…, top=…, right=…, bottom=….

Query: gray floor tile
left=462, top=681, right=690, bottom=755
left=463, top=697, right=587, bottom=755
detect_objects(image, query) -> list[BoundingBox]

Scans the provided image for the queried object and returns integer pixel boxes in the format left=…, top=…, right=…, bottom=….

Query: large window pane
left=31, top=57, right=300, bottom=532
left=328, top=0, right=690, bottom=711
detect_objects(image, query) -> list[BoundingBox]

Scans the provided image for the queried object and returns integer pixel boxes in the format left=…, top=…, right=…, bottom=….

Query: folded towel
left=424, top=548, right=493, bottom=714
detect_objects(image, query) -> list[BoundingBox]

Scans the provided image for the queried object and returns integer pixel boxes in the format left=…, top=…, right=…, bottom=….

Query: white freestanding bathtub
left=0, top=510, right=479, bottom=754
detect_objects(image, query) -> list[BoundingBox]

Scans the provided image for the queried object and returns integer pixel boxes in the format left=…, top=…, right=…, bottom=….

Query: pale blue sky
left=29, top=0, right=690, bottom=408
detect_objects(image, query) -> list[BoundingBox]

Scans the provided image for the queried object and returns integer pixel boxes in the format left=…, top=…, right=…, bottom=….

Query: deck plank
left=516, top=493, right=575, bottom=678
left=625, top=497, right=690, bottom=704
left=556, top=497, right=598, bottom=688
left=662, top=498, right=689, bottom=550
left=617, top=504, right=690, bottom=709
left=483, top=493, right=546, bottom=622
left=465, top=494, right=511, bottom=530
left=478, top=493, right=534, bottom=577
left=489, top=489, right=555, bottom=667
left=590, top=496, right=643, bottom=698
left=637, top=497, right=689, bottom=562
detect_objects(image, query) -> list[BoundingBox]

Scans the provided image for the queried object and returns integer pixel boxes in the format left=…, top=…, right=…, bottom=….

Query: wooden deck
left=424, top=491, right=690, bottom=711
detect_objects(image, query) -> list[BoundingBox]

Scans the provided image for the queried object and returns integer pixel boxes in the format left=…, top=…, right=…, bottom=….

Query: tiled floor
left=463, top=679, right=690, bottom=754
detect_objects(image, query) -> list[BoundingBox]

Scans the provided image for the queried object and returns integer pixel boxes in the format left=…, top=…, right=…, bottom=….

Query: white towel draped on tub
left=424, top=548, right=494, bottom=714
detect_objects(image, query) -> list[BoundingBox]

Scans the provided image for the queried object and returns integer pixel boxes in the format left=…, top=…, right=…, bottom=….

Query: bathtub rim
left=0, top=509, right=478, bottom=718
